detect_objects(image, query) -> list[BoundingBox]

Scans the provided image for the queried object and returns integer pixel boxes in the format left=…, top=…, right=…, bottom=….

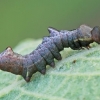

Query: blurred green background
left=0, top=0, right=100, bottom=51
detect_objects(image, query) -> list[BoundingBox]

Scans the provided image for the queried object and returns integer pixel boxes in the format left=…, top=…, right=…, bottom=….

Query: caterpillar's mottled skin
left=0, top=25, right=100, bottom=82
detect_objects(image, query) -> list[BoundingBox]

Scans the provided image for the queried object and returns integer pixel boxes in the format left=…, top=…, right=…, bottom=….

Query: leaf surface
left=0, top=39, right=100, bottom=100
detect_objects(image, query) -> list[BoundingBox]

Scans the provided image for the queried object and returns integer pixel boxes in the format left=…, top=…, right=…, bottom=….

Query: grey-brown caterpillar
left=0, top=25, right=100, bottom=82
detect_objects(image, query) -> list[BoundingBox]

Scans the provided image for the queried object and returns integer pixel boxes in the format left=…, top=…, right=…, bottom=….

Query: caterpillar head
left=91, top=26, right=100, bottom=44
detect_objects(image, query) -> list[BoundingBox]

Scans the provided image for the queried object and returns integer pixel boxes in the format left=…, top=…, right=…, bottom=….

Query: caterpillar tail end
left=0, top=47, right=30, bottom=82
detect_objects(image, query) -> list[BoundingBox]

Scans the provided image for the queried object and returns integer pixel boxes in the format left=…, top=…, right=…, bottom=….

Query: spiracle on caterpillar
left=0, top=24, right=100, bottom=82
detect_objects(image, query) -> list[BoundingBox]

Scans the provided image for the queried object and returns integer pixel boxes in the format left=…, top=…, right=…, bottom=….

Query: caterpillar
left=0, top=25, right=100, bottom=82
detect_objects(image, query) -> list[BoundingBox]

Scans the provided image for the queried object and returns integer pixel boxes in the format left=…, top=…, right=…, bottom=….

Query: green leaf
left=0, top=39, right=100, bottom=100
